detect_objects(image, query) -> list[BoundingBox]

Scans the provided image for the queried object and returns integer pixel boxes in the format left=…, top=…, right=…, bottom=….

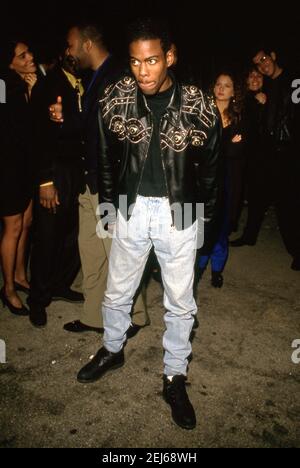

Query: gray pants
left=103, top=196, right=198, bottom=376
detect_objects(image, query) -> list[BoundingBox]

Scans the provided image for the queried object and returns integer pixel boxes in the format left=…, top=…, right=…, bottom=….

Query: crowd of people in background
left=0, top=21, right=299, bottom=320
left=0, top=17, right=299, bottom=430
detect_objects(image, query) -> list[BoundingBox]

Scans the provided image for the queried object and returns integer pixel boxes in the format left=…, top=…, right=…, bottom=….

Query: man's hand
left=255, top=92, right=267, bottom=105
left=49, top=96, right=64, bottom=123
left=39, top=185, right=60, bottom=213
left=232, top=134, right=242, bottom=143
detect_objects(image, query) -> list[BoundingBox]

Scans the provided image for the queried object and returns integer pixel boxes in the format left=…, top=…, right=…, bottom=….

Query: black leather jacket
left=264, top=71, right=300, bottom=149
left=98, top=75, right=221, bottom=237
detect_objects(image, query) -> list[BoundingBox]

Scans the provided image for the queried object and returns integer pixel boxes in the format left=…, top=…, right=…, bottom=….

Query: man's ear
left=166, top=49, right=175, bottom=68
left=270, top=51, right=276, bottom=62
left=83, top=39, right=93, bottom=53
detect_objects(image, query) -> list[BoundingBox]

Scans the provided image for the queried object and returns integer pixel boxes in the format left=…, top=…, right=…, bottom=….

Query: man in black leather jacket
left=232, top=47, right=300, bottom=271
left=77, top=18, right=221, bottom=430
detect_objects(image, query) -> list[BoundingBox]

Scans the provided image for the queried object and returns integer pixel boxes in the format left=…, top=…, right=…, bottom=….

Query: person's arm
left=31, top=74, right=60, bottom=212
left=97, top=100, right=121, bottom=229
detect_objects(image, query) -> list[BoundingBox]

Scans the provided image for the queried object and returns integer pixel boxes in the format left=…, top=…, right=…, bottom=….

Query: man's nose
left=139, top=63, right=148, bottom=77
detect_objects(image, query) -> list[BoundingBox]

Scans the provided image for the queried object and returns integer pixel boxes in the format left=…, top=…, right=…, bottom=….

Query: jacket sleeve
left=97, top=100, right=121, bottom=226
left=198, top=99, right=222, bottom=253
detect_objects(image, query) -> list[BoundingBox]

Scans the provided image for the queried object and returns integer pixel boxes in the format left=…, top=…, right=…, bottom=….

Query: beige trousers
left=78, top=187, right=149, bottom=327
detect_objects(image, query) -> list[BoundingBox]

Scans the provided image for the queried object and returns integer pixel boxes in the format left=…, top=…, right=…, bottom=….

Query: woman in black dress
left=196, top=72, right=244, bottom=288
left=0, top=40, right=38, bottom=315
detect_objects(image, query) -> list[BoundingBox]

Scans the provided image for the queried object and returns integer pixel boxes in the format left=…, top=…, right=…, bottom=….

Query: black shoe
left=52, top=289, right=84, bottom=303
left=14, top=282, right=30, bottom=295
left=63, top=320, right=103, bottom=333
left=211, top=271, right=223, bottom=288
left=0, top=288, right=29, bottom=316
left=126, top=323, right=143, bottom=339
left=163, top=375, right=196, bottom=430
left=77, top=347, right=124, bottom=383
left=230, top=237, right=256, bottom=247
left=29, top=305, right=47, bottom=328
left=291, top=258, right=300, bottom=271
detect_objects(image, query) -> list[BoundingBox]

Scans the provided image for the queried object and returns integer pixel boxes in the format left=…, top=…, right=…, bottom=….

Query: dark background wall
left=1, top=0, right=300, bottom=88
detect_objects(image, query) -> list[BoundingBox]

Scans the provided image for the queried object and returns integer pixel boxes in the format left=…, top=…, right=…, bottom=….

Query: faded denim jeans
left=102, top=195, right=198, bottom=376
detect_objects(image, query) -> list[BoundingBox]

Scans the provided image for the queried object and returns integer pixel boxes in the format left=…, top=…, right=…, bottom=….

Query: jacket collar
left=136, top=72, right=181, bottom=126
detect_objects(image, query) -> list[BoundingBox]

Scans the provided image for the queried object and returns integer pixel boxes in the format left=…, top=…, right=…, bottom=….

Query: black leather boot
left=77, top=347, right=124, bottom=383
left=163, top=375, right=196, bottom=430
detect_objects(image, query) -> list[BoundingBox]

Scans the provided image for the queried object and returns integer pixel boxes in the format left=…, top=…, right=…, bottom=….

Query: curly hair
left=211, top=71, right=245, bottom=126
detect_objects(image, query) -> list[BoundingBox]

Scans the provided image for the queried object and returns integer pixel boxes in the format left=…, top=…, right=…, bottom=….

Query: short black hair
left=250, top=44, right=274, bottom=60
left=127, top=17, right=172, bottom=55
left=73, top=22, right=105, bottom=49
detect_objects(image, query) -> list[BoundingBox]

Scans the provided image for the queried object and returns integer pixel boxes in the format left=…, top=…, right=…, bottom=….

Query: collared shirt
left=62, top=68, right=84, bottom=112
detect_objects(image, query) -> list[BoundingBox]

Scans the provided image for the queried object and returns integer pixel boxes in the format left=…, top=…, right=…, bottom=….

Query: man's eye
left=131, top=60, right=139, bottom=66
left=148, top=59, right=157, bottom=65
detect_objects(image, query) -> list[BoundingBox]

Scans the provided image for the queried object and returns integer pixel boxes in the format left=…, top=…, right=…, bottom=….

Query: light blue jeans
left=102, top=196, right=198, bottom=376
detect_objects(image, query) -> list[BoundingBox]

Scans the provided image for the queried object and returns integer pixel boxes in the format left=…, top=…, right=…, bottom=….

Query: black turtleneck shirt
left=138, top=83, right=174, bottom=197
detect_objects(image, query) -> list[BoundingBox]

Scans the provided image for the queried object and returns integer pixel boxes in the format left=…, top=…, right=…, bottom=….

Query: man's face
left=247, top=70, right=263, bottom=92
left=129, top=39, right=174, bottom=95
left=253, top=50, right=276, bottom=77
left=66, top=27, right=90, bottom=70
left=9, top=43, right=36, bottom=75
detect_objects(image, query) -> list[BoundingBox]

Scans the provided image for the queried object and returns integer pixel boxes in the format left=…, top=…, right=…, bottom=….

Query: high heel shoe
left=14, top=281, right=30, bottom=295
left=0, top=288, right=29, bottom=316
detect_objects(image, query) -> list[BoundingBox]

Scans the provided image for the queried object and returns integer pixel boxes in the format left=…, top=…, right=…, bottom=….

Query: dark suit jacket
left=32, top=67, right=83, bottom=185
left=57, top=55, right=124, bottom=194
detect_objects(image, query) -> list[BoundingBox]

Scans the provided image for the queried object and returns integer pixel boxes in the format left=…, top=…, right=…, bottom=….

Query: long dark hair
left=243, top=64, right=264, bottom=93
left=212, top=71, right=244, bottom=126
left=1, top=38, right=28, bottom=69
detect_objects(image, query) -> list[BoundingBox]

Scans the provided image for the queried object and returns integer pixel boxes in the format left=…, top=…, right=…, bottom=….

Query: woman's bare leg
left=0, top=213, right=24, bottom=308
left=14, top=200, right=33, bottom=288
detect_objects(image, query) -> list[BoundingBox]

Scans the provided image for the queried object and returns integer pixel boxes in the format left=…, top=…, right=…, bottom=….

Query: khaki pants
left=78, top=187, right=149, bottom=328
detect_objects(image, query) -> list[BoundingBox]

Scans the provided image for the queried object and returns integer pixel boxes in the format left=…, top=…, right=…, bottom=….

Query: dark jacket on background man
left=34, top=66, right=84, bottom=188
left=56, top=55, right=123, bottom=195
